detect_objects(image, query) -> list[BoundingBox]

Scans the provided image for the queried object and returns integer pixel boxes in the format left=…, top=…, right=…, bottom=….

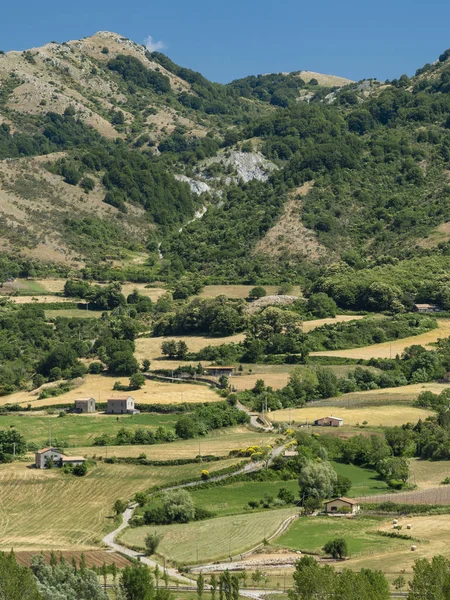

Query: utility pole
left=48, top=420, right=52, bottom=446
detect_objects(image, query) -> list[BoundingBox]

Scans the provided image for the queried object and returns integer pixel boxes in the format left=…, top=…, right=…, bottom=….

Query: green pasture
left=3, top=412, right=179, bottom=447
left=274, top=515, right=407, bottom=556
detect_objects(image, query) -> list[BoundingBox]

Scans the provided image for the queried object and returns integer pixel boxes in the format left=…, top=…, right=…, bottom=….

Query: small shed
left=283, top=450, right=299, bottom=458
left=204, top=366, right=235, bottom=377
left=61, top=455, right=86, bottom=466
left=413, top=303, right=442, bottom=313
left=74, top=397, right=96, bottom=413
left=106, top=396, right=138, bottom=415
left=314, top=416, right=343, bottom=427
left=325, top=497, right=360, bottom=515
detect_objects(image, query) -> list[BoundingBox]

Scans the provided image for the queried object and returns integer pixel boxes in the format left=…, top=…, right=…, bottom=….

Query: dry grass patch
left=71, top=428, right=277, bottom=459
left=135, top=334, right=245, bottom=362
left=409, top=458, right=450, bottom=490
left=0, top=374, right=219, bottom=408
left=311, top=319, right=450, bottom=360
left=270, top=406, right=433, bottom=427
left=323, top=382, right=450, bottom=407
left=302, top=315, right=364, bottom=333
left=345, top=515, right=450, bottom=576
left=200, top=286, right=301, bottom=299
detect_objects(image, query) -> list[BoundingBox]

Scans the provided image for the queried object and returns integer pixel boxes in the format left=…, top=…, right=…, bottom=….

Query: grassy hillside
left=1, top=33, right=450, bottom=309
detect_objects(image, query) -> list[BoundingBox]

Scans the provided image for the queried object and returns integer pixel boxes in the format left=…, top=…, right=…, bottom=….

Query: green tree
left=323, top=537, right=348, bottom=559
left=210, top=574, right=218, bottom=600
left=176, top=341, right=189, bottom=360
left=307, top=293, right=337, bottom=318
left=408, top=555, right=450, bottom=600
left=197, top=573, right=205, bottom=600
left=161, top=489, right=195, bottom=523
left=248, top=286, right=267, bottom=301
left=113, top=499, right=127, bottom=516
left=0, top=550, right=41, bottom=600
left=120, top=564, right=154, bottom=600
left=129, top=372, right=146, bottom=390
left=299, top=460, right=338, bottom=503
left=145, top=532, right=163, bottom=556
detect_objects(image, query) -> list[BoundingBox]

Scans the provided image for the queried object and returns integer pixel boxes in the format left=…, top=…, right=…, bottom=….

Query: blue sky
left=1, top=0, right=450, bottom=83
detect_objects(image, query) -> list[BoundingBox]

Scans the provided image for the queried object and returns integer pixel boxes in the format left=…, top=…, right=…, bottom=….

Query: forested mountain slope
left=1, top=32, right=450, bottom=311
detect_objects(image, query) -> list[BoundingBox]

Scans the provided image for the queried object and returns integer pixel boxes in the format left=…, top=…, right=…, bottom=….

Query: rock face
left=206, top=151, right=278, bottom=183
left=175, top=175, right=212, bottom=195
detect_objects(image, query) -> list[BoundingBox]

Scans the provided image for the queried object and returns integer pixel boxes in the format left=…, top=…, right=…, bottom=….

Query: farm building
left=35, top=448, right=86, bottom=469
left=325, top=497, right=360, bottom=515
left=74, top=397, right=96, bottom=413
left=106, top=396, right=139, bottom=415
left=413, top=303, right=442, bottom=313
left=204, top=366, right=235, bottom=377
left=314, top=416, right=343, bottom=427
left=283, top=450, right=299, bottom=458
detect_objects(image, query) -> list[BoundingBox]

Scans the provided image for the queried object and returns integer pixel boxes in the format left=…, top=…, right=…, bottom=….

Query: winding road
left=102, top=436, right=288, bottom=597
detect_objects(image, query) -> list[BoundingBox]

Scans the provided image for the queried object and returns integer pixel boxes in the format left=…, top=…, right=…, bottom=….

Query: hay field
left=119, top=283, right=166, bottom=301
left=231, top=365, right=377, bottom=392
left=121, top=508, right=294, bottom=564
left=135, top=334, right=245, bottom=362
left=0, top=459, right=237, bottom=551
left=0, top=374, right=219, bottom=408
left=319, top=382, right=450, bottom=408
left=9, top=295, right=75, bottom=304
left=409, top=458, right=450, bottom=489
left=345, top=514, right=450, bottom=575
left=311, top=319, right=450, bottom=359
left=71, top=427, right=277, bottom=459
left=45, top=309, right=102, bottom=319
left=200, top=285, right=301, bottom=299
left=302, top=315, right=364, bottom=333
left=269, top=405, right=433, bottom=427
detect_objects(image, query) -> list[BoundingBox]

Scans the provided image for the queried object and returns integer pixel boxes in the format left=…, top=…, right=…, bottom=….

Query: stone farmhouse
left=106, top=396, right=139, bottom=414
left=35, top=447, right=86, bottom=469
left=74, top=397, right=96, bottom=413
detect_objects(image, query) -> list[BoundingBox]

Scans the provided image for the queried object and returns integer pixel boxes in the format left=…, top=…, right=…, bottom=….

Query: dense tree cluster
left=153, top=295, right=247, bottom=336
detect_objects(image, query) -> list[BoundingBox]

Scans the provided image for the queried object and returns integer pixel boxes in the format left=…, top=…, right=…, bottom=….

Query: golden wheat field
left=269, top=405, right=433, bottom=427
left=0, top=458, right=237, bottom=551
left=71, top=427, right=277, bottom=460
left=0, top=374, right=219, bottom=408
left=311, top=319, right=450, bottom=359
